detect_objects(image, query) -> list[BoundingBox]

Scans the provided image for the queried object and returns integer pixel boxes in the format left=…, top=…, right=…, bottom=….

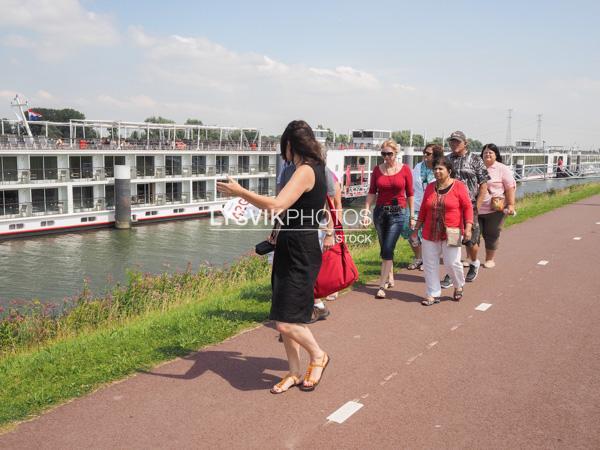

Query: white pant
left=421, top=238, right=465, bottom=298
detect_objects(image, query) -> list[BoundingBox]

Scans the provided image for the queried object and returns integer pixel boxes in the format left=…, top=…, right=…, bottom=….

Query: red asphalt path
left=1, top=195, right=600, bottom=449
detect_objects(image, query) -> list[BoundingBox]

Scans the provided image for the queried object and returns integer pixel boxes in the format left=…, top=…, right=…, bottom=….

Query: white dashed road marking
left=427, top=341, right=438, bottom=349
left=475, top=303, right=493, bottom=311
left=327, top=401, right=364, bottom=424
left=537, top=260, right=549, bottom=266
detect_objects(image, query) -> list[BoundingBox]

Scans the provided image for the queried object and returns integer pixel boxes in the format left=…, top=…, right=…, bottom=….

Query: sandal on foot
left=300, top=353, right=330, bottom=392
left=408, top=259, right=423, bottom=270
left=421, top=297, right=440, bottom=306
left=384, top=281, right=394, bottom=289
left=453, top=288, right=464, bottom=302
left=375, top=288, right=386, bottom=299
left=270, top=374, right=301, bottom=394
left=325, top=292, right=338, bottom=301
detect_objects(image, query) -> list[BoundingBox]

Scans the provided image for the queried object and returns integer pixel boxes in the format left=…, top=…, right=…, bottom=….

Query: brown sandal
left=300, top=353, right=330, bottom=392
left=270, top=374, right=301, bottom=394
left=453, top=288, right=464, bottom=302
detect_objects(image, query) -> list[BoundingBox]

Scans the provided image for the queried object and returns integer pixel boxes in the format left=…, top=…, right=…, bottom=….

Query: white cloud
left=0, top=0, right=119, bottom=60
left=308, top=66, right=380, bottom=90
left=129, top=28, right=380, bottom=96
left=37, top=90, right=54, bottom=100
left=392, top=83, right=417, bottom=92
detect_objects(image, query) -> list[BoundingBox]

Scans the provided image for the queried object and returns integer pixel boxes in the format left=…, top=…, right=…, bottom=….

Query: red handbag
left=314, top=196, right=359, bottom=298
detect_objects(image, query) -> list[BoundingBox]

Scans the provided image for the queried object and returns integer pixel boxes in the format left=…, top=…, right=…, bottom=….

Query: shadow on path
left=138, top=350, right=288, bottom=392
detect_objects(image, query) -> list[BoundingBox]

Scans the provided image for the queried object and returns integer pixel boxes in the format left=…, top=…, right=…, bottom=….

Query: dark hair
left=280, top=120, right=325, bottom=165
left=432, top=155, right=455, bottom=178
left=424, top=143, right=444, bottom=159
left=481, top=143, right=502, bottom=163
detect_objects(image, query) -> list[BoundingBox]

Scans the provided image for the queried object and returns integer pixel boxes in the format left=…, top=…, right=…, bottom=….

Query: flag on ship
left=28, top=110, right=42, bottom=120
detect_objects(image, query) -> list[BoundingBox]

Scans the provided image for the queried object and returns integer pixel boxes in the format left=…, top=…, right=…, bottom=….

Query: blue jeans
left=373, top=207, right=406, bottom=260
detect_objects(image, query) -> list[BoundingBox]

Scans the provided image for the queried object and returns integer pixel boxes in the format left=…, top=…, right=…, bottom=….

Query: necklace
left=383, top=162, right=397, bottom=175
left=436, top=178, right=453, bottom=191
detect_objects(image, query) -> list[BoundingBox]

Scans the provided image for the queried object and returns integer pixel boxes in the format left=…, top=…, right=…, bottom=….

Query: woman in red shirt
left=411, top=156, right=473, bottom=305
left=363, top=139, right=414, bottom=299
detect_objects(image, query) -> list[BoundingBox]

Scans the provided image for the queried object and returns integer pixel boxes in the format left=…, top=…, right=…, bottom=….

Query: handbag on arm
left=314, top=196, right=359, bottom=298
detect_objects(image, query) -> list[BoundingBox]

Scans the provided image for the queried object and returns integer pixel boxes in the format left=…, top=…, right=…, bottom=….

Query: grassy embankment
left=1, top=182, right=599, bottom=428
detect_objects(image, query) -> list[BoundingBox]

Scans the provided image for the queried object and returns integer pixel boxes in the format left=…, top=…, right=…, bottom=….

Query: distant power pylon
left=505, top=109, right=513, bottom=147
left=536, top=114, right=543, bottom=150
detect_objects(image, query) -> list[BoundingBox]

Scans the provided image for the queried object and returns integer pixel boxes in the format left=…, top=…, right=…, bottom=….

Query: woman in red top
left=411, top=156, right=473, bottom=305
left=362, top=139, right=414, bottom=299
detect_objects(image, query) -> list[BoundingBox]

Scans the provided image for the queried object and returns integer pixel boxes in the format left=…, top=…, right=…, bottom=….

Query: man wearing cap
left=441, top=131, right=490, bottom=285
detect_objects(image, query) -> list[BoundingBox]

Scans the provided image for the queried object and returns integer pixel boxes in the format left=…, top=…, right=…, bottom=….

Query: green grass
left=0, top=182, right=599, bottom=428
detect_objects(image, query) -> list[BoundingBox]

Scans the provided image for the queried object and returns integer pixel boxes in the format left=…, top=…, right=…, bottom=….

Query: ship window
left=145, top=211, right=152, bottom=216
left=152, top=211, right=158, bottom=215
left=136, top=156, right=155, bottom=177
left=104, top=156, right=126, bottom=177
left=192, top=155, right=206, bottom=175
left=0, top=157, right=18, bottom=183
left=31, top=188, right=59, bottom=214
left=69, top=156, right=93, bottom=179
left=259, top=155, right=269, bottom=172
left=0, top=190, right=19, bottom=216
left=88, top=216, right=96, bottom=222
left=216, top=155, right=229, bottom=174
left=73, top=186, right=94, bottom=212
left=165, top=156, right=182, bottom=176
left=166, top=182, right=182, bottom=203
left=238, top=156, right=250, bottom=173
left=30, top=156, right=58, bottom=181
left=81, top=217, right=88, bottom=222
left=105, top=185, right=115, bottom=208
left=192, top=180, right=207, bottom=200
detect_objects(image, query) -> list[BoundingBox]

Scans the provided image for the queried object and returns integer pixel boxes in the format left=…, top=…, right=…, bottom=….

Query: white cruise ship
left=2, top=97, right=599, bottom=239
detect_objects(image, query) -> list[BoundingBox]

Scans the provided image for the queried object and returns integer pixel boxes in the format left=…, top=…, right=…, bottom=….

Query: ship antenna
left=11, top=94, right=34, bottom=138
left=505, top=108, right=512, bottom=147
left=536, top=114, right=543, bottom=150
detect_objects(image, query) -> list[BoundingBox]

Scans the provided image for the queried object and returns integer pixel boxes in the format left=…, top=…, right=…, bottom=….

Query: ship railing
left=344, top=183, right=370, bottom=197
left=130, top=193, right=208, bottom=207
left=31, top=201, right=66, bottom=216
left=73, top=197, right=108, bottom=213
left=0, top=168, right=20, bottom=184
left=191, top=191, right=215, bottom=202
left=0, top=202, right=23, bottom=218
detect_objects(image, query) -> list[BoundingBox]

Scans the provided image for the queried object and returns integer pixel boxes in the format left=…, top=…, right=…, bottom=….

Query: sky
left=0, top=0, right=599, bottom=148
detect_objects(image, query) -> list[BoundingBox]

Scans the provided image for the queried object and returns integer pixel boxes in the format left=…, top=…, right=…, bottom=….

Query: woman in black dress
left=217, top=120, right=330, bottom=394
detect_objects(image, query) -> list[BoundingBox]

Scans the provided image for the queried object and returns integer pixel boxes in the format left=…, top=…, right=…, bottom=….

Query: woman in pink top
left=477, top=144, right=516, bottom=268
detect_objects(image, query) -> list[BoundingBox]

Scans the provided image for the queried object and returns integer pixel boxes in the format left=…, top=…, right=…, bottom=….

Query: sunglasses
left=423, top=151, right=433, bottom=156
left=381, top=151, right=394, bottom=157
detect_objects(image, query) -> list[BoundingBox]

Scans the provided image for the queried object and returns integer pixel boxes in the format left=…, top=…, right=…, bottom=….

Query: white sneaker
left=484, top=260, right=496, bottom=269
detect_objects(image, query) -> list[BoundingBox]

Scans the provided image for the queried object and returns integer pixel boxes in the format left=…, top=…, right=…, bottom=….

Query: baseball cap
left=448, top=131, right=466, bottom=142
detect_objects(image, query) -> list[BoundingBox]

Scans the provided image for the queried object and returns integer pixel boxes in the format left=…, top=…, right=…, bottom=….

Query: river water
left=1, top=177, right=598, bottom=306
